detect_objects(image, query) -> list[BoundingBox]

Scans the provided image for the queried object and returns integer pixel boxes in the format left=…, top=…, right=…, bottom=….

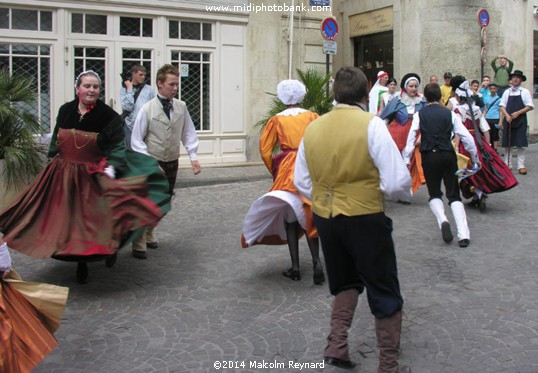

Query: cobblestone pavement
left=10, top=145, right=538, bottom=372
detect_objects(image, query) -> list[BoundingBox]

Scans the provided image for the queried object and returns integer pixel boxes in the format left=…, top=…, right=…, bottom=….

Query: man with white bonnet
left=368, top=70, right=389, bottom=114
left=241, top=79, right=325, bottom=285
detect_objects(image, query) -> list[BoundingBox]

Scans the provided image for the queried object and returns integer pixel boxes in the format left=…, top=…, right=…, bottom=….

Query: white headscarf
left=368, top=71, right=389, bottom=114
left=455, top=80, right=474, bottom=98
left=277, top=79, right=306, bottom=105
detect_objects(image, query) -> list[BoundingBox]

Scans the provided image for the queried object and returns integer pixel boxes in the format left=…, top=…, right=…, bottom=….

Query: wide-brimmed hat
left=509, top=70, right=527, bottom=81
left=400, top=73, right=420, bottom=89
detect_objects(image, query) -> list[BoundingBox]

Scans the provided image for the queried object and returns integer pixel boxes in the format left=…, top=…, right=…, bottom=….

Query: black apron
left=502, top=93, right=528, bottom=147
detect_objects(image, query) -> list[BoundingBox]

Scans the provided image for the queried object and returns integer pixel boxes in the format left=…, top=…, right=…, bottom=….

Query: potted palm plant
left=0, top=68, right=46, bottom=210
left=255, top=67, right=334, bottom=129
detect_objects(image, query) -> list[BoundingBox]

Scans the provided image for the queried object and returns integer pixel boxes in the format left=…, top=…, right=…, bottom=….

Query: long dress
left=241, top=108, right=318, bottom=248
left=380, top=93, right=427, bottom=192
left=0, top=99, right=171, bottom=261
left=1, top=270, right=68, bottom=373
left=454, top=104, right=518, bottom=198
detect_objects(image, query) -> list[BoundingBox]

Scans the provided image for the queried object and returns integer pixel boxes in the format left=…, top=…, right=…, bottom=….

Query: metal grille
left=72, top=13, right=107, bottom=34
left=181, top=22, right=200, bottom=40
left=171, top=51, right=211, bottom=131
left=169, top=20, right=179, bottom=39
left=0, top=43, right=51, bottom=131
left=74, top=47, right=106, bottom=102
left=120, top=16, right=153, bottom=37
left=122, top=49, right=152, bottom=83
left=0, top=8, right=52, bottom=31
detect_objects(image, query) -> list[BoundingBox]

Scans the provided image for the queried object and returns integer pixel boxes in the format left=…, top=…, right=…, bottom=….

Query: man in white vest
left=131, top=64, right=201, bottom=259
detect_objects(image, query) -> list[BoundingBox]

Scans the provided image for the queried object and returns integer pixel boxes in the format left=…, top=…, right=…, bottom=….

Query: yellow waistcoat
left=303, top=104, right=384, bottom=218
left=142, top=98, right=187, bottom=162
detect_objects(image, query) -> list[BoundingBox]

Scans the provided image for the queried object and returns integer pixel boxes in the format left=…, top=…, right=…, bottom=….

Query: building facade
left=332, top=0, right=537, bottom=132
left=0, top=0, right=330, bottom=165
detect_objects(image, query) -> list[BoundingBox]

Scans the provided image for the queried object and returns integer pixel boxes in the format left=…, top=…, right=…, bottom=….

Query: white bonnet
left=277, top=79, right=306, bottom=105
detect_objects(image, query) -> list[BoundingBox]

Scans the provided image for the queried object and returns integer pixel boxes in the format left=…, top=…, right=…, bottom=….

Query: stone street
left=11, top=144, right=538, bottom=373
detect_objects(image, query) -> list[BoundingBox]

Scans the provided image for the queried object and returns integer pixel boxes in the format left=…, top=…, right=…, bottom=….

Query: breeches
left=421, top=150, right=461, bottom=204
left=158, top=159, right=179, bottom=196
left=313, top=212, right=403, bottom=319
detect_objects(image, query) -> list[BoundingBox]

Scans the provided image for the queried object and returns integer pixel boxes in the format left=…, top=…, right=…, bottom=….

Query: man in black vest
left=403, top=83, right=479, bottom=247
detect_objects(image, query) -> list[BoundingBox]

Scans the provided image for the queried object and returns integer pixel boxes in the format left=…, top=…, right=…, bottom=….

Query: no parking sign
left=321, top=17, right=338, bottom=41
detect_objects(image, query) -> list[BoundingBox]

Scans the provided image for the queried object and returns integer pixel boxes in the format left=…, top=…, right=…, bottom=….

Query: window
left=120, top=16, right=153, bottom=37
left=170, top=51, right=211, bottom=131
left=74, top=47, right=107, bottom=101
left=72, top=13, right=107, bottom=34
left=0, top=44, right=51, bottom=131
left=122, top=49, right=152, bottom=83
left=169, top=20, right=212, bottom=41
left=0, top=7, right=53, bottom=31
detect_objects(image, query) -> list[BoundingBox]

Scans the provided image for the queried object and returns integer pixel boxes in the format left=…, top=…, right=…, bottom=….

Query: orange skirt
left=0, top=280, right=58, bottom=373
left=388, top=119, right=425, bottom=193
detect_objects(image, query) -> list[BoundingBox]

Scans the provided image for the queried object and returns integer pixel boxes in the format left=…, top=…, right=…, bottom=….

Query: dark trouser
left=486, top=119, right=500, bottom=144
left=124, top=125, right=132, bottom=150
left=158, top=159, right=179, bottom=196
left=421, top=150, right=461, bottom=204
left=313, top=212, right=403, bottom=319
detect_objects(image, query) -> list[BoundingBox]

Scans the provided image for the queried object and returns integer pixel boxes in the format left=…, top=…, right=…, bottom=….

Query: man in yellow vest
left=295, top=67, right=412, bottom=372
left=131, top=64, right=201, bottom=259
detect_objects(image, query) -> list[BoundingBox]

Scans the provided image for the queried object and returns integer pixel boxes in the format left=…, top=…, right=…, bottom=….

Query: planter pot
left=0, top=159, right=23, bottom=213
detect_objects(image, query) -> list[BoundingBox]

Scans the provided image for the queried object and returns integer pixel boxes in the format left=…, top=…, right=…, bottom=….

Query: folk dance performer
left=241, top=79, right=325, bottom=285
left=450, top=76, right=518, bottom=211
left=403, top=83, right=479, bottom=248
left=380, top=73, right=427, bottom=195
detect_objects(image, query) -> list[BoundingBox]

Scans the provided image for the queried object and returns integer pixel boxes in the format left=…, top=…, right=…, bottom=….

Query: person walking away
left=120, top=64, right=155, bottom=149
left=241, top=79, right=325, bottom=285
left=295, top=66, right=412, bottom=372
left=403, top=83, right=479, bottom=247
left=131, top=64, right=201, bottom=259
left=499, top=70, right=534, bottom=175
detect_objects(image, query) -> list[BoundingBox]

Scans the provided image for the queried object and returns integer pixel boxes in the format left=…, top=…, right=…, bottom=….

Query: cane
left=506, top=117, right=512, bottom=167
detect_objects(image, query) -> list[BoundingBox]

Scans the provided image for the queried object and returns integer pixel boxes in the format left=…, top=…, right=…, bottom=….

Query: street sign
left=478, top=8, right=490, bottom=27
left=310, top=0, right=330, bottom=6
left=321, top=17, right=338, bottom=41
left=323, top=40, right=337, bottom=55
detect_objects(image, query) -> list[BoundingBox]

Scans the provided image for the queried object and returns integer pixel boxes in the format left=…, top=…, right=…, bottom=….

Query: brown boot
left=132, top=230, right=147, bottom=259
left=324, top=289, right=359, bottom=369
left=375, top=311, right=411, bottom=373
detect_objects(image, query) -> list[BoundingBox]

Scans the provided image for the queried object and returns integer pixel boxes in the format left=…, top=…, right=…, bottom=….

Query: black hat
left=509, top=70, right=527, bottom=82
left=400, top=73, right=421, bottom=89
left=450, top=75, right=466, bottom=92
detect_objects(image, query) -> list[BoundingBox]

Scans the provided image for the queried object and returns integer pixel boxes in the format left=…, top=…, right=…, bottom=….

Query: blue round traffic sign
left=478, top=8, right=490, bottom=27
left=321, top=17, right=338, bottom=41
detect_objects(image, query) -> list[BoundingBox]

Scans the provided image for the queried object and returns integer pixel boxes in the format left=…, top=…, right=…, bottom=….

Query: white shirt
left=402, top=109, right=478, bottom=165
left=294, top=115, right=412, bottom=203
left=499, top=85, right=534, bottom=109
left=131, top=98, right=199, bottom=161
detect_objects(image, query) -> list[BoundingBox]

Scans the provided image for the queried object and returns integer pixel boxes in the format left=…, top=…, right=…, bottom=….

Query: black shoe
left=398, top=200, right=411, bottom=205
left=400, top=366, right=413, bottom=373
left=147, top=242, right=159, bottom=249
left=313, top=260, right=325, bottom=285
left=324, top=357, right=356, bottom=369
left=282, top=268, right=301, bottom=281
left=105, top=253, right=117, bottom=267
left=441, top=221, right=453, bottom=243
left=459, top=239, right=470, bottom=248
left=132, top=250, right=147, bottom=259
left=478, top=194, right=487, bottom=212
left=468, top=198, right=479, bottom=207
left=76, top=262, right=89, bottom=284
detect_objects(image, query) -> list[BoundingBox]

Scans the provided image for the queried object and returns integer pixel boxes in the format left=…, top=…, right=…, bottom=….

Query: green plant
left=0, top=68, right=45, bottom=190
left=255, top=67, right=333, bottom=130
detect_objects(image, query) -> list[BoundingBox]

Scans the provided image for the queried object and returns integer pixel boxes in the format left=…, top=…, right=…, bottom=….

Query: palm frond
left=0, top=68, right=45, bottom=190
